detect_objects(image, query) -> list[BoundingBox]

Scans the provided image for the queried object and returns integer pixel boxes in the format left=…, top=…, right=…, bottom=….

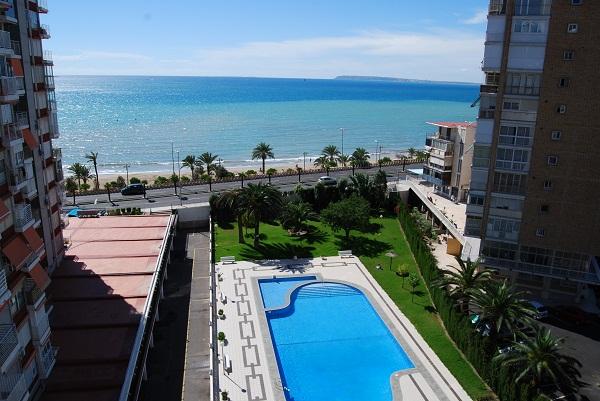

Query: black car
left=120, top=183, right=146, bottom=196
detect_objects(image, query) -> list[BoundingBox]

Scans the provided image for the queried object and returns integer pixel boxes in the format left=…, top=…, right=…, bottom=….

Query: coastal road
left=69, top=164, right=420, bottom=210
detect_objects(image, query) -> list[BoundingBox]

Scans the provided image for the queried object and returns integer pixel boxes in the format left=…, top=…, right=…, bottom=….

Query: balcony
left=505, top=85, right=541, bottom=96
left=0, top=77, right=19, bottom=103
left=0, top=324, right=18, bottom=369
left=0, top=31, right=12, bottom=54
left=488, top=0, right=506, bottom=15
left=14, top=111, right=28, bottom=128
left=483, top=257, right=600, bottom=284
left=39, top=344, right=57, bottom=379
left=9, top=41, right=20, bottom=56
left=24, top=278, right=44, bottom=307
left=2, top=124, right=22, bottom=147
left=0, top=266, right=8, bottom=305
left=21, top=178, right=37, bottom=199
left=480, top=84, right=498, bottom=94
left=14, top=203, right=34, bottom=232
left=29, top=0, right=48, bottom=14
left=478, top=109, right=496, bottom=120
left=0, top=371, right=27, bottom=401
left=31, top=24, right=50, bottom=39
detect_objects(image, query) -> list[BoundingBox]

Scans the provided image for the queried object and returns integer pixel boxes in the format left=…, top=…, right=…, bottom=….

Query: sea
left=54, top=76, right=479, bottom=175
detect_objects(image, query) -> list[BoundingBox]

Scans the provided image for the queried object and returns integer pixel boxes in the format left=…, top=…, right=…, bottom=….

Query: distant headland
left=334, top=75, right=478, bottom=85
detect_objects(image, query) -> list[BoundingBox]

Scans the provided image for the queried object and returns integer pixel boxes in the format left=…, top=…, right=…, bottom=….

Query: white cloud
left=462, top=10, right=488, bottom=25
left=54, top=30, right=485, bottom=82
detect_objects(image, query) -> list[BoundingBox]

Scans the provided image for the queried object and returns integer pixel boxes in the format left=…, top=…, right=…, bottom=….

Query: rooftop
left=426, top=121, right=477, bottom=129
left=42, top=214, right=173, bottom=401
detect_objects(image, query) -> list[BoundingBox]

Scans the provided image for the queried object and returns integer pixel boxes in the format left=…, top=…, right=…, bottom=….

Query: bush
left=181, top=176, right=191, bottom=183
left=154, top=176, right=168, bottom=186
left=80, top=183, right=90, bottom=191
left=217, top=332, right=226, bottom=342
left=245, top=169, right=257, bottom=176
left=130, top=177, right=141, bottom=184
left=380, top=156, right=392, bottom=164
left=116, top=176, right=126, bottom=188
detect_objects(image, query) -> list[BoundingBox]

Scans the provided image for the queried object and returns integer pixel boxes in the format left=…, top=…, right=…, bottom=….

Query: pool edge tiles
left=260, top=281, right=415, bottom=401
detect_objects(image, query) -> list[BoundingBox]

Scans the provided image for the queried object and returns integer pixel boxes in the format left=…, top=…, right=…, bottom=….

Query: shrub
left=321, top=195, right=370, bottom=240
left=130, top=177, right=141, bottom=184
left=79, top=183, right=90, bottom=192
left=181, top=176, right=191, bottom=183
left=116, top=176, right=126, bottom=188
left=154, top=176, right=168, bottom=186
left=245, top=169, right=257, bottom=176
left=380, top=156, right=392, bottom=164
left=217, top=332, right=226, bottom=342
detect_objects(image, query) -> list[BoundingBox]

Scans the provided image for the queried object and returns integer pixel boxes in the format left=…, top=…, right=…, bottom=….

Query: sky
left=45, top=1, right=489, bottom=82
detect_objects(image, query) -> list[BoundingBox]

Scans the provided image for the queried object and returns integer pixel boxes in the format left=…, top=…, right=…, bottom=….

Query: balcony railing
left=484, top=257, right=600, bottom=284
left=505, top=86, right=541, bottom=96
left=14, top=111, right=27, bottom=127
left=10, top=41, right=20, bottom=56
left=479, top=109, right=496, bottom=119
left=3, top=124, right=22, bottom=145
left=0, top=77, right=18, bottom=97
left=0, top=31, right=11, bottom=51
left=0, top=371, right=27, bottom=401
left=40, top=345, right=57, bottom=378
left=488, top=0, right=506, bottom=15
left=0, top=324, right=18, bottom=367
left=14, top=203, right=33, bottom=230
left=43, top=49, right=52, bottom=63
left=480, top=84, right=498, bottom=94
left=0, top=266, right=7, bottom=299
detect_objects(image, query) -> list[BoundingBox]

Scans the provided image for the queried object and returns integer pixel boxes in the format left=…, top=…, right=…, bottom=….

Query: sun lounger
left=220, top=256, right=236, bottom=264
left=338, top=250, right=353, bottom=258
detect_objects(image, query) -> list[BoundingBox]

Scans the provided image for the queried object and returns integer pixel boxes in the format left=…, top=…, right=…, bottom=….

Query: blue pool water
left=259, top=276, right=317, bottom=309
left=260, top=280, right=414, bottom=401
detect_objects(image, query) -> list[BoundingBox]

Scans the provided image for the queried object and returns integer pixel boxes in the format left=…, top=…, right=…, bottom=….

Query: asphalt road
left=69, top=164, right=420, bottom=210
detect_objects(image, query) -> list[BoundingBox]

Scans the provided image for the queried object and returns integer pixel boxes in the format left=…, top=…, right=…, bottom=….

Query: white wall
left=507, top=44, right=546, bottom=71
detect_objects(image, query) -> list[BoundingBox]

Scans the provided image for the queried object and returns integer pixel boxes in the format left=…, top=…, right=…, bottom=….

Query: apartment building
left=0, top=0, right=64, bottom=400
left=423, top=122, right=476, bottom=203
left=466, top=0, right=600, bottom=302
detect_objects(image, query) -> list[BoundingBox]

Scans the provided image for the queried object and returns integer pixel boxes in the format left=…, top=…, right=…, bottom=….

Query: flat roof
left=42, top=215, right=172, bottom=401
left=427, top=121, right=477, bottom=129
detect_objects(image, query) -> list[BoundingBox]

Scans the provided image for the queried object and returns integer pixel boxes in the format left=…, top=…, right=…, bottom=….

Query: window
left=469, top=194, right=485, bottom=206
left=515, top=0, right=551, bottom=15
left=557, top=104, right=567, bottom=114
left=543, top=180, right=552, bottom=190
left=551, top=131, right=562, bottom=140
left=571, top=0, right=582, bottom=5
left=540, top=204, right=549, bottom=213
left=547, top=155, right=559, bottom=166
left=496, top=147, right=530, bottom=171
left=536, top=228, right=546, bottom=237
left=499, top=126, right=531, bottom=147
left=490, top=196, right=524, bottom=211
left=473, top=145, right=491, bottom=168
left=567, top=23, right=578, bottom=33
left=515, top=20, right=544, bottom=33
left=558, top=77, right=569, bottom=88
left=564, top=50, right=575, bottom=60
left=493, top=172, right=527, bottom=194
left=506, top=72, right=541, bottom=95
left=487, top=217, right=521, bottom=241
left=503, top=101, right=520, bottom=110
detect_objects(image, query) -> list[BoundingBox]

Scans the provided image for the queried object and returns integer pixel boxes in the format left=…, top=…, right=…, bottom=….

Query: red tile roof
left=43, top=215, right=172, bottom=401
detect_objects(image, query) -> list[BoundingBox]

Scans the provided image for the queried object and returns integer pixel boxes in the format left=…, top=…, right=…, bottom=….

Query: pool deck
left=215, top=257, right=472, bottom=401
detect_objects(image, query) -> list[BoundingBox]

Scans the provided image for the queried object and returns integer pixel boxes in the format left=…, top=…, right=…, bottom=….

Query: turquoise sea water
left=54, top=76, right=478, bottom=174
left=261, top=281, right=414, bottom=401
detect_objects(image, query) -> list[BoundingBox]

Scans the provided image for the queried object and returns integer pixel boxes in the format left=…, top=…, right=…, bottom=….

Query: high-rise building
left=0, top=0, right=64, bottom=399
left=466, top=0, right=600, bottom=302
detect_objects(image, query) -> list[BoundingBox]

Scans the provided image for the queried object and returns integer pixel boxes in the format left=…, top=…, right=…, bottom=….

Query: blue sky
left=45, top=0, right=488, bottom=82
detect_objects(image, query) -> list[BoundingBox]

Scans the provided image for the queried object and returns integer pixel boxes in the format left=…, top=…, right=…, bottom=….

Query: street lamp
left=385, top=251, right=398, bottom=271
left=125, top=163, right=130, bottom=184
left=339, top=128, right=345, bottom=156
left=374, top=140, right=379, bottom=164
left=303, top=152, right=307, bottom=171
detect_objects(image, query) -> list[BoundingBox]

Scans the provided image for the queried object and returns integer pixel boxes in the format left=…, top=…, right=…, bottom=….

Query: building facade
left=423, top=122, right=476, bottom=203
left=466, top=0, right=600, bottom=302
left=0, top=0, right=64, bottom=400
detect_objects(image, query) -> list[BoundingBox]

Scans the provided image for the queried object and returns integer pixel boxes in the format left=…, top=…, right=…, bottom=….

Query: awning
left=28, top=263, right=50, bottom=292
left=2, top=235, right=30, bottom=268
left=23, top=227, right=44, bottom=253
left=9, top=59, right=24, bottom=77
left=22, top=128, right=38, bottom=151
left=0, top=200, right=10, bottom=220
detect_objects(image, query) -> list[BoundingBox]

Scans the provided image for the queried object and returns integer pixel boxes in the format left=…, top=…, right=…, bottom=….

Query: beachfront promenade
left=71, top=163, right=420, bottom=210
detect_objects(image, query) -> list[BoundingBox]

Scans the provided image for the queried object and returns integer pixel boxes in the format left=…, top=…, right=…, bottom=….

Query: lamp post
left=303, top=152, right=307, bottom=171
left=339, top=128, right=345, bottom=156
left=125, top=163, right=130, bottom=184
left=374, top=140, right=379, bottom=164
left=171, top=141, right=175, bottom=175
left=385, top=251, right=398, bottom=271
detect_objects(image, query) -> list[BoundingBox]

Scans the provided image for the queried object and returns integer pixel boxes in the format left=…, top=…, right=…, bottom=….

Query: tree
left=251, top=142, right=274, bottom=173
left=116, top=175, right=126, bottom=188
left=321, top=144, right=340, bottom=165
left=380, top=156, right=392, bottom=164
left=313, top=156, right=335, bottom=175
left=408, top=147, right=416, bottom=158
left=67, top=162, right=86, bottom=188
left=373, top=170, right=388, bottom=208
left=408, top=273, right=420, bottom=302
left=198, top=152, right=218, bottom=176
left=182, top=155, right=198, bottom=179
left=85, top=152, right=100, bottom=190
left=216, top=189, right=246, bottom=244
left=170, top=173, right=179, bottom=195
left=432, top=257, right=491, bottom=313
left=493, top=326, right=582, bottom=396
left=104, top=182, right=114, bottom=205
left=470, top=280, right=536, bottom=340
left=396, top=266, right=409, bottom=288
left=351, top=147, right=370, bottom=168
left=348, top=173, right=374, bottom=200
left=280, top=201, right=316, bottom=234
left=214, top=165, right=232, bottom=179
left=80, top=165, right=94, bottom=190
left=266, top=168, right=277, bottom=184
left=237, top=183, right=283, bottom=247
left=65, top=177, right=78, bottom=205
left=321, top=195, right=370, bottom=240
left=130, top=177, right=141, bottom=184
left=338, top=154, right=350, bottom=167
left=154, top=176, right=168, bottom=186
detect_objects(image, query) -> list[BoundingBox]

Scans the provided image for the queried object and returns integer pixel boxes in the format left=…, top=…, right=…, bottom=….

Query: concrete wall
left=146, top=202, right=211, bottom=229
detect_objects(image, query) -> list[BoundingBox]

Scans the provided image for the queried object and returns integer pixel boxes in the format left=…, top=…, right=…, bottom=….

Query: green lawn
left=215, top=217, right=490, bottom=399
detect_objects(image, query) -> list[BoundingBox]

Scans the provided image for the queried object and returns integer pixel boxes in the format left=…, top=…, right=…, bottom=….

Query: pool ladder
left=274, top=379, right=291, bottom=392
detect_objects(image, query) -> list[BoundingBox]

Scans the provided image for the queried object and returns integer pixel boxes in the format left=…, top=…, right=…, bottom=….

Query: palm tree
left=432, top=258, right=491, bottom=313
left=493, top=326, right=582, bottom=396
left=470, top=280, right=535, bottom=340
left=65, top=177, right=78, bottom=205
left=216, top=189, right=246, bottom=244
left=67, top=162, right=86, bottom=188
left=348, top=173, right=374, bottom=200
left=251, top=142, right=274, bottom=173
left=80, top=165, right=94, bottom=187
left=266, top=168, right=277, bottom=184
left=182, top=155, right=198, bottom=179
left=314, top=156, right=335, bottom=176
left=408, top=147, right=416, bottom=158
left=85, top=152, right=99, bottom=190
left=280, top=201, right=317, bottom=234
left=351, top=148, right=370, bottom=168
left=104, top=182, right=114, bottom=205
left=237, top=183, right=283, bottom=247
left=198, top=152, right=218, bottom=176
left=338, top=154, right=350, bottom=167
left=322, top=145, right=340, bottom=165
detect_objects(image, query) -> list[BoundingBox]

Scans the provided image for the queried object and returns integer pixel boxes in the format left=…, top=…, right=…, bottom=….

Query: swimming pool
left=259, top=279, right=414, bottom=401
left=259, top=275, right=316, bottom=309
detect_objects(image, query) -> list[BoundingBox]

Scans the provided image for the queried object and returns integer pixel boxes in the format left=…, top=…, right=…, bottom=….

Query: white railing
left=15, top=112, right=28, bottom=127
left=0, top=31, right=11, bottom=51
left=40, top=345, right=57, bottom=379
left=0, top=267, right=7, bottom=299
left=0, top=77, right=18, bottom=97
left=43, top=50, right=52, bottom=62
left=0, top=371, right=27, bottom=401
left=14, top=203, right=33, bottom=230
left=0, top=324, right=18, bottom=367
left=0, top=105, right=11, bottom=125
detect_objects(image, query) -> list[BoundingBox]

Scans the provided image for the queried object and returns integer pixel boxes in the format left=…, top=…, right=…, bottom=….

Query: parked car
left=529, top=300, right=549, bottom=320
left=120, top=183, right=146, bottom=196
left=551, top=305, right=592, bottom=326
left=317, top=176, right=337, bottom=186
